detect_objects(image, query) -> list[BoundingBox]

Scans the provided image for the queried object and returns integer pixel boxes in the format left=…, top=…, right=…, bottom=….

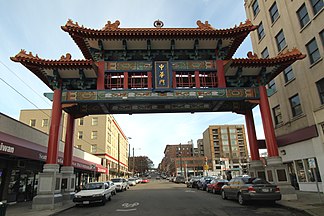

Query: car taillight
left=275, top=187, right=280, bottom=192
left=248, top=186, right=256, bottom=192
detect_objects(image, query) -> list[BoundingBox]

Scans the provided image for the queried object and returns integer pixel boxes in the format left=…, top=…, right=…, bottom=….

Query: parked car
left=186, top=176, right=201, bottom=188
left=111, top=178, right=128, bottom=192
left=206, top=179, right=228, bottom=194
left=221, top=177, right=281, bottom=205
left=128, top=178, right=137, bottom=186
left=106, top=181, right=117, bottom=195
left=142, top=178, right=149, bottom=183
left=73, top=182, right=112, bottom=206
left=175, top=176, right=186, bottom=184
left=197, top=176, right=215, bottom=191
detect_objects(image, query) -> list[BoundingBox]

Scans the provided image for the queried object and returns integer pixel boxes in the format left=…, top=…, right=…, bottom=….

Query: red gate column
left=245, top=110, right=260, bottom=161
left=216, top=60, right=226, bottom=87
left=46, top=89, right=62, bottom=164
left=97, top=61, right=105, bottom=90
left=259, top=85, right=279, bottom=157
left=63, top=114, right=75, bottom=166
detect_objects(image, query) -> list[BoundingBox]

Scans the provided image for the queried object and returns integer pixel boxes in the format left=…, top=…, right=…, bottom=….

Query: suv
left=111, top=178, right=128, bottom=192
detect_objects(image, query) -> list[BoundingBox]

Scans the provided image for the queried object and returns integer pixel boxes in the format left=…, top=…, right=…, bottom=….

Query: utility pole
left=132, top=147, right=135, bottom=176
left=180, top=143, right=183, bottom=176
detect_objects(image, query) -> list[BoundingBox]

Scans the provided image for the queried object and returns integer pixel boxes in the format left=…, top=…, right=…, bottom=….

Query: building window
left=268, top=79, right=276, bottom=91
left=261, top=47, right=269, bottom=58
left=297, top=4, right=310, bottom=28
left=269, top=2, right=279, bottom=23
left=91, top=144, right=97, bottom=153
left=252, top=0, right=260, bottom=17
left=30, top=119, right=36, bottom=127
left=91, top=131, right=98, bottom=140
left=284, top=65, right=295, bottom=83
left=77, top=145, right=82, bottom=149
left=289, top=94, right=303, bottom=117
left=310, top=0, right=324, bottom=15
left=275, top=30, right=286, bottom=52
left=306, top=38, right=321, bottom=64
left=320, top=30, right=324, bottom=46
left=316, top=78, right=324, bottom=104
left=79, top=118, right=84, bottom=126
left=78, top=131, right=83, bottom=139
left=92, top=117, right=98, bottom=126
left=257, top=22, right=265, bottom=40
left=272, top=105, right=283, bottom=125
left=42, top=119, right=48, bottom=127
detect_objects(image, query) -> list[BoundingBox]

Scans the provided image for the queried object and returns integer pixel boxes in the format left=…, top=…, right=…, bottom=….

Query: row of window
left=272, top=77, right=324, bottom=125
left=29, top=119, right=49, bottom=127
left=253, top=0, right=323, bottom=20
left=78, top=131, right=98, bottom=140
left=78, top=117, right=98, bottom=126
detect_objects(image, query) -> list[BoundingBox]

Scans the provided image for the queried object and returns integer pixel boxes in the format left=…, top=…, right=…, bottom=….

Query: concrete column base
left=32, top=164, right=63, bottom=210
left=61, top=166, right=76, bottom=203
left=248, top=160, right=264, bottom=178
left=265, top=157, right=297, bottom=201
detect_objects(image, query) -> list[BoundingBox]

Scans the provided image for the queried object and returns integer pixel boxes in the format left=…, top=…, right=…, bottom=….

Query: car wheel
left=221, top=190, right=227, bottom=200
left=102, top=197, right=106, bottom=206
left=238, top=193, right=245, bottom=205
left=108, top=195, right=112, bottom=201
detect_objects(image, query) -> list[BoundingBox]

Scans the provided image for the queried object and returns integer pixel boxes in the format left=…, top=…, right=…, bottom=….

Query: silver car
left=221, top=177, right=281, bottom=205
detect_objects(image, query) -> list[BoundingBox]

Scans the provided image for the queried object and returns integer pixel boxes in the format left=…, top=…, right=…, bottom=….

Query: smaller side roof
left=11, top=50, right=98, bottom=90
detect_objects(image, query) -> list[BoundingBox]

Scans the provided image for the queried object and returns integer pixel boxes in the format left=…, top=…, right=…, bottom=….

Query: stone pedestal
left=61, top=166, right=76, bottom=203
left=32, top=164, right=63, bottom=210
left=249, top=160, right=264, bottom=178
left=265, top=157, right=297, bottom=200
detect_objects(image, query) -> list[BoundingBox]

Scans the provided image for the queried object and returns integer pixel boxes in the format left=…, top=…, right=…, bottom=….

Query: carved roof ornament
left=196, top=20, right=214, bottom=30
left=247, top=51, right=258, bottom=59
left=102, top=20, right=120, bottom=30
left=153, top=20, right=164, bottom=28
left=60, top=53, right=72, bottom=60
left=239, top=19, right=252, bottom=27
left=65, top=19, right=81, bottom=27
left=14, top=49, right=40, bottom=59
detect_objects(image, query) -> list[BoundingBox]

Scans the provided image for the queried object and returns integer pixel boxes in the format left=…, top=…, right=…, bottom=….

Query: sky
left=0, top=0, right=265, bottom=167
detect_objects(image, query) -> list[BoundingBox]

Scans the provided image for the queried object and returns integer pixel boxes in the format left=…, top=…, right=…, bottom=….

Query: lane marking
left=116, top=208, right=137, bottom=212
left=185, top=190, right=196, bottom=192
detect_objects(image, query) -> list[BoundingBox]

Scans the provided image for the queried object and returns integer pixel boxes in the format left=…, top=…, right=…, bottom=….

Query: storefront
left=0, top=114, right=108, bottom=203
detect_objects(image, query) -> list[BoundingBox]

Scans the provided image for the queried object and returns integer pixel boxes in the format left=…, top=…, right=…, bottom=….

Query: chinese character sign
left=154, top=61, right=171, bottom=90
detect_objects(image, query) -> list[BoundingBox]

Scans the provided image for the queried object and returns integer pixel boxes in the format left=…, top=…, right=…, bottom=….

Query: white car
left=128, top=178, right=137, bottom=186
left=106, top=181, right=117, bottom=195
left=73, top=182, right=113, bottom=206
left=111, top=178, right=128, bottom=191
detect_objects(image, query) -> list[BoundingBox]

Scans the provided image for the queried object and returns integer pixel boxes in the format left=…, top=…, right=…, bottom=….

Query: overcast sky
left=0, top=0, right=265, bottom=167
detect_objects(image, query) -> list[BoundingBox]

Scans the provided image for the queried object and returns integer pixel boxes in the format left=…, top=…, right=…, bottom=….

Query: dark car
left=221, top=177, right=281, bottom=205
left=186, top=176, right=201, bottom=188
left=175, top=176, right=186, bottom=183
left=206, top=179, right=228, bottom=194
left=197, top=176, right=215, bottom=191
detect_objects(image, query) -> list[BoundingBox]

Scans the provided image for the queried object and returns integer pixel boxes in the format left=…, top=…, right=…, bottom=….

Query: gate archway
left=11, top=19, right=305, bottom=209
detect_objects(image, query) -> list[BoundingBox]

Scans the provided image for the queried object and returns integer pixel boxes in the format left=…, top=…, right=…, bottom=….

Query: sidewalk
left=3, top=191, right=324, bottom=216
left=277, top=191, right=324, bottom=216
left=5, top=201, right=75, bottom=216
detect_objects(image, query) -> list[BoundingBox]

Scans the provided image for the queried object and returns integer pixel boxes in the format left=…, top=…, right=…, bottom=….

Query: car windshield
left=111, top=179, right=122, bottom=183
left=83, top=183, right=104, bottom=190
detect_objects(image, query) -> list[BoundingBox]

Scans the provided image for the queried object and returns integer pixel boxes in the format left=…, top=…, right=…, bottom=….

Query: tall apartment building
left=245, top=0, right=324, bottom=192
left=19, top=109, right=129, bottom=180
left=202, top=125, right=249, bottom=177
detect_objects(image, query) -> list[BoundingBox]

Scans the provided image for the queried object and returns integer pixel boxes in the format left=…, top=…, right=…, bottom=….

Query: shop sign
left=0, top=142, right=15, bottom=154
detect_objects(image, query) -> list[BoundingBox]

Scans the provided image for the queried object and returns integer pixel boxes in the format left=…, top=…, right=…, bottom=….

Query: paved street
left=56, top=179, right=309, bottom=216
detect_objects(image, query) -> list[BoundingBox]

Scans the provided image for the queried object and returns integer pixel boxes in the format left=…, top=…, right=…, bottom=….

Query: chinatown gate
left=11, top=19, right=305, bottom=209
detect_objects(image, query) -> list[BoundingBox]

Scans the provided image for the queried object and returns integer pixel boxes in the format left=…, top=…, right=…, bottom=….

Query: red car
left=141, top=179, right=149, bottom=183
left=206, top=179, right=228, bottom=194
